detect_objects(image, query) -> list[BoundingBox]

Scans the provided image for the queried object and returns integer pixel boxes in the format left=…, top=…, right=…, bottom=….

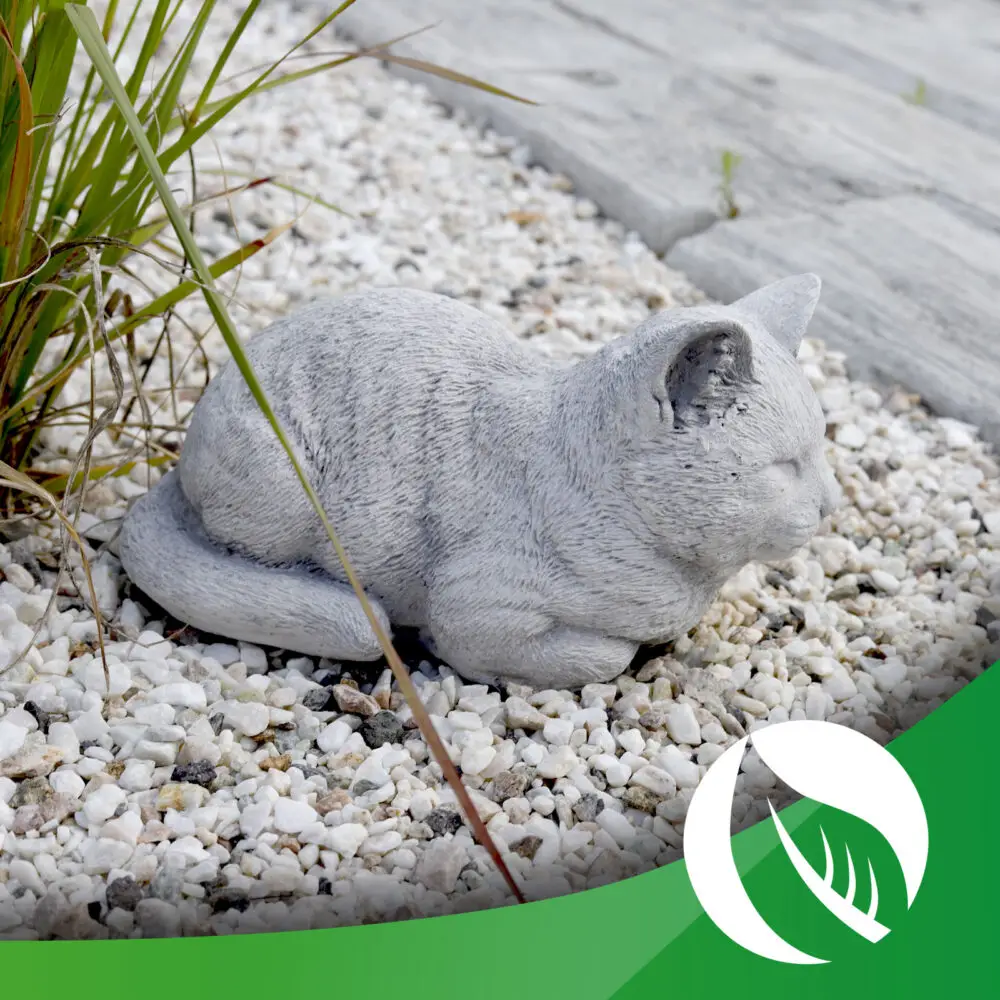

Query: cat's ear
left=730, top=273, right=821, bottom=356
left=649, top=319, right=755, bottom=431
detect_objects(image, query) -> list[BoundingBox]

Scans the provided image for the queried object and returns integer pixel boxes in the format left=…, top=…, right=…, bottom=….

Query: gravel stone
left=105, top=877, right=143, bottom=912
left=358, top=711, right=405, bottom=748
left=572, top=793, right=606, bottom=823
left=414, top=840, right=468, bottom=894
left=170, top=761, right=217, bottom=786
left=489, top=770, right=529, bottom=802
left=425, top=808, right=463, bottom=837
left=510, top=836, right=544, bottom=860
left=10, top=776, right=52, bottom=808
left=623, top=786, right=663, bottom=814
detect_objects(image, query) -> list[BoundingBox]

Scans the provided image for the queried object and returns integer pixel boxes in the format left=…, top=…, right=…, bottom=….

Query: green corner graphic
left=613, top=663, right=999, bottom=998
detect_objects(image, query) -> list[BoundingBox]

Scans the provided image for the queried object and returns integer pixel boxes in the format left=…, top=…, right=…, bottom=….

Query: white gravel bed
left=0, top=1, right=997, bottom=939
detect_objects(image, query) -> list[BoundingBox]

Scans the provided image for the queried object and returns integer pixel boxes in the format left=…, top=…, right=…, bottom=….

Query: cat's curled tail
left=117, top=469, right=390, bottom=661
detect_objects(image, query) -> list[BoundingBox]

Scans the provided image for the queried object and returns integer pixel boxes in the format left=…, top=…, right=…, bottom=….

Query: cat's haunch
left=118, top=275, right=842, bottom=688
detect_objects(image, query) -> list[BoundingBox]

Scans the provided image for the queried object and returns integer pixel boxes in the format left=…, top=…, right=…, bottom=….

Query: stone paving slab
left=336, top=0, right=1000, bottom=441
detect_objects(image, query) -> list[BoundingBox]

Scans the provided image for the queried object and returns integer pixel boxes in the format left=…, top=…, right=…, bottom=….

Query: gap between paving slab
left=334, top=0, right=1000, bottom=444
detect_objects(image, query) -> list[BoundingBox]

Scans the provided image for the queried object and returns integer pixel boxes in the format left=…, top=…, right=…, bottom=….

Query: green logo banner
left=6, top=664, right=997, bottom=1000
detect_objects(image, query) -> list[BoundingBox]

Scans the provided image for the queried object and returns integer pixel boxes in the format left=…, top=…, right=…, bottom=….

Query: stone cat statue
left=118, top=274, right=842, bottom=688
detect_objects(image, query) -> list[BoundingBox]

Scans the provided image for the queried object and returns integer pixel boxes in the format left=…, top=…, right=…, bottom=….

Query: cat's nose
left=819, top=471, right=843, bottom=519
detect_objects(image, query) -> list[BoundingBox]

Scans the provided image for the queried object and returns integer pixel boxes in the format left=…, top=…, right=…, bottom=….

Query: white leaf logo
left=683, top=720, right=929, bottom=965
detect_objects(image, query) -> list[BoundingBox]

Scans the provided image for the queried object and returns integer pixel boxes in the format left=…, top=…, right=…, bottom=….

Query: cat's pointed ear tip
left=785, top=272, right=822, bottom=295
left=734, top=273, right=823, bottom=309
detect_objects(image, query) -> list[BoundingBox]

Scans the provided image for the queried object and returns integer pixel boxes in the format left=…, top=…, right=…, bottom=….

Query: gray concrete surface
left=335, top=0, right=1000, bottom=442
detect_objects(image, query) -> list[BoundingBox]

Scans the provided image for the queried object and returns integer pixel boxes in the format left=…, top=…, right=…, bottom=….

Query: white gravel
left=1, top=1, right=997, bottom=939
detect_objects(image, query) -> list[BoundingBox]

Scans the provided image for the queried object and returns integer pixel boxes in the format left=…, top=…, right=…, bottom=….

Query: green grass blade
left=150, top=1, right=216, bottom=129
left=130, top=0, right=205, bottom=124
left=154, top=0, right=356, bottom=176
left=188, top=0, right=261, bottom=125
left=171, top=52, right=357, bottom=127
left=5, top=265, right=86, bottom=407
left=51, top=0, right=127, bottom=209
left=99, top=0, right=120, bottom=42
left=180, top=37, right=536, bottom=130
left=106, top=0, right=218, bottom=240
left=68, top=0, right=176, bottom=236
left=66, top=2, right=312, bottom=455
left=4, top=0, right=33, bottom=54
left=120, top=0, right=173, bottom=105
left=196, top=167, right=350, bottom=217
left=22, top=4, right=79, bottom=255
left=48, top=82, right=99, bottom=236
left=214, top=23, right=439, bottom=86
left=50, top=91, right=121, bottom=226
left=50, top=0, right=127, bottom=217
left=377, top=51, right=538, bottom=105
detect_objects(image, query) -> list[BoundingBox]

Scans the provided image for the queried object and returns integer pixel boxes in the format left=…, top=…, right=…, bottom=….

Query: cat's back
left=198, top=285, right=539, bottom=467
left=248, top=286, right=529, bottom=381
left=183, top=286, right=549, bottom=607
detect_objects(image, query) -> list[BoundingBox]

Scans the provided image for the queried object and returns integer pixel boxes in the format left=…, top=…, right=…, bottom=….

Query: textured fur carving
left=118, top=275, right=842, bottom=688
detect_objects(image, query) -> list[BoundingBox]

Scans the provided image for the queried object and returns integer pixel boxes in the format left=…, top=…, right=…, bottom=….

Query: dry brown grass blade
left=323, top=539, right=527, bottom=905
left=0, top=16, right=36, bottom=278
left=196, top=25, right=537, bottom=123
left=374, top=51, right=539, bottom=105
left=25, top=453, right=172, bottom=497
left=398, top=665, right=528, bottom=901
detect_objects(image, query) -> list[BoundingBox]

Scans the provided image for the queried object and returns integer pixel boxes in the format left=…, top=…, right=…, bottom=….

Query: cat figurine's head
left=606, top=273, right=843, bottom=572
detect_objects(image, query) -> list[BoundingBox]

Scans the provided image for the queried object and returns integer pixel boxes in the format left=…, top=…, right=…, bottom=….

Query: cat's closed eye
left=774, top=459, right=802, bottom=477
